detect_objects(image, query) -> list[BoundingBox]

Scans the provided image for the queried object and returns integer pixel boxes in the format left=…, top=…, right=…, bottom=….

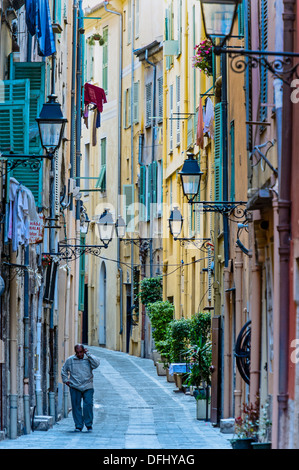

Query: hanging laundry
left=203, top=97, right=214, bottom=139
left=84, top=83, right=107, bottom=113
left=25, top=0, right=56, bottom=57
left=7, top=177, right=40, bottom=252
left=196, top=98, right=204, bottom=149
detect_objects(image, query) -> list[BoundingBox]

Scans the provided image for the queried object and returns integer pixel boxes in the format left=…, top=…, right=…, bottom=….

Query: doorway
left=98, top=262, right=107, bottom=346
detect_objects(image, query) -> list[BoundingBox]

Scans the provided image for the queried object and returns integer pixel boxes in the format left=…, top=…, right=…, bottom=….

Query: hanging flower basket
left=192, top=39, right=213, bottom=77
left=87, top=34, right=105, bottom=46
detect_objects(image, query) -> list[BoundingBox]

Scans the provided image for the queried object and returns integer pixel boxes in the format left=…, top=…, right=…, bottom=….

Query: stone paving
left=0, top=346, right=234, bottom=450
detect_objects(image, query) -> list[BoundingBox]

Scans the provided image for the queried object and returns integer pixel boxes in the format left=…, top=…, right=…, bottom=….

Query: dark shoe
left=75, top=427, right=82, bottom=432
left=86, top=426, right=93, bottom=432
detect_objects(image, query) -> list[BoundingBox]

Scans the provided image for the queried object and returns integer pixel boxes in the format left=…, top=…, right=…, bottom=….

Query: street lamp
left=36, top=94, right=67, bottom=157
left=168, top=207, right=184, bottom=240
left=80, top=205, right=90, bottom=235
left=168, top=206, right=212, bottom=252
left=179, top=153, right=203, bottom=203
left=96, top=208, right=115, bottom=246
left=199, top=0, right=299, bottom=84
left=200, top=0, right=241, bottom=48
left=115, top=215, right=127, bottom=240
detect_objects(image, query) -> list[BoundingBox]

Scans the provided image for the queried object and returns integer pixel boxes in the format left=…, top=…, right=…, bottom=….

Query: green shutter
left=10, top=62, right=46, bottom=207
left=102, top=27, right=108, bottom=93
left=176, top=75, right=180, bottom=145
left=123, top=184, right=134, bottom=232
left=158, top=77, right=163, bottom=122
left=214, top=103, right=223, bottom=202
left=238, top=0, right=244, bottom=37
left=145, top=83, right=152, bottom=127
left=260, top=0, right=268, bottom=124
left=230, top=120, right=235, bottom=201
left=133, top=81, right=139, bottom=124
left=79, top=235, right=86, bottom=311
left=139, top=165, right=146, bottom=222
left=0, top=79, right=30, bottom=154
left=146, top=165, right=151, bottom=221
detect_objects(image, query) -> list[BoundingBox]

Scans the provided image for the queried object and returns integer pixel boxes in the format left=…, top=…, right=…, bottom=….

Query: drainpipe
left=103, top=1, right=124, bottom=339
left=249, top=213, right=261, bottom=405
left=144, top=49, right=156, bottom=279
left=234, top=247, right=243, bottom=418
left=223, top=266, right=232, bottom=418
left=277, top=0, right=295, bottom=449
left=9, top=251, right=18, bottom=439
left=23, top=245, right=30, bottom=434
left=130, top=0, right=135, bottom=347
left=35, top=271, right=43, bottom=416
left=221, top=52, right=229, bottom=268
left=70, top=0, right=78, bottom=203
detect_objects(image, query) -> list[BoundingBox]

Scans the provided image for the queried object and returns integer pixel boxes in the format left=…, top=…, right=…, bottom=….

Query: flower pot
left=156, top=362, right=167, bottom=376
left=230, top=438, right=255, bottom=450
left=166, top=368, right=175, bottom=383
left=196, top=399, right=210, bottom=420
left=251, top=442, right=271, bottom=449
left=152, top=350, right=161, bottom=365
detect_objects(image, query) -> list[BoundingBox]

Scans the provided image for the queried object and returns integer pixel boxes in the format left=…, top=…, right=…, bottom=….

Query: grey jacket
left=61, top=352, right=101, bottom=392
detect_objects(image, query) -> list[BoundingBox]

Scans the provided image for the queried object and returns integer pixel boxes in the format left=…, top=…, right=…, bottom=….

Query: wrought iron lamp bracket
left=57, top=238, right=109, bottom=261
left=120, top=237, right=152, bottom=249
left=214, top=46, right=299, bottom=86
left=191, top=201, right=247, bottom=222
left=172, top=237, right=213, bottom=253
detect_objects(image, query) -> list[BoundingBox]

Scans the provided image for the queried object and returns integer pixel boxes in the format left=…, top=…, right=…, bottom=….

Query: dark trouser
left=69, top=387, right=94, bottom=430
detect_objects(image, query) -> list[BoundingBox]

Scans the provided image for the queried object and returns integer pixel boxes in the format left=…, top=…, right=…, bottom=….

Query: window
left=84, top=143, right=90, bottom=196
left=260, top=0, right=268, bottom=127
left=158, top=77, right=163, bottom=123
left=176, top=76, right=181, bottom=145
left=139, top=165, right=146, bottom=221
left=145, top=82, right=152, bottom=128
left=133, top=81, right=139, bottom=124
left=79, top=234, right=86, bottom=311
left=96, top=138, right=106, bottom=192
left=5, top=60, right=46, bottom=207
left=230, top=121, right=235, bottom=201
left=123, top=184, right=135, bottom=232
left=135, top=0, right=140, bottom=38
left=214, top=103, right=223, bottom=202
left=123, top=87, right=131, bottom=128
left=102, top=26, right=108, bottom=94
left=169, top=84, right=173, bottom=152
left=127, top=0, right=132, bottom=44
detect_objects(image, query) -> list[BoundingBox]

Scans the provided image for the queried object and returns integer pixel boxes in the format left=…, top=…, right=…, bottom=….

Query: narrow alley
left=0, top=347, right=232, bottom=450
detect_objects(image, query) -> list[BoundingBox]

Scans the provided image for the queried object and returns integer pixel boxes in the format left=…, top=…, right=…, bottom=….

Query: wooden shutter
left=170, top=85, right=173, bottom=151
left=123, top=184, right=134, bottom=232
left=146, top=165, right=151, bottom=221
left=135, top=0, right=140, bottom=38
left=139, top=165, right=146, bottom=221
left=127, top=0, right=132, bottom=44
left=238, top=0, right=244, bottom=37
left=145, top=83, right=152, bottom=127
left=176, top=75, right=180, bottom=145
left=79, top=234, right=86, bottom=311
left=230, top=120, right=235, bottom=201
left=260, top=0, right=268, bottom=125
left=10, top=61, right=46, bottom=207
left=214, top=103, right=223, bottom=202
left=102, top=26, right=108, bottom=93
left=158, top=77, right=163, bottom=123
left=177, top=0, right=182, bottom=55
left=133, top=81, right=139, bottom=124
left=152, top=161, right=158, bottom=217
left=0, top=79, right=30, bottom=154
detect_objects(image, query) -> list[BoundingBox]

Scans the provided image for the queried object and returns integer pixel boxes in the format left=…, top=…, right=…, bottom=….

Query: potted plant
left=146, top=300, right=174, bottom=376
left=230, top=397, right=260, bottom=449
left=251, top=400, right=272, bottom=449
left=192, top=39, right=213, bottom=76
left=87, top=33, right=105, bottom=46
left=166, top=317, right=191, bottom=389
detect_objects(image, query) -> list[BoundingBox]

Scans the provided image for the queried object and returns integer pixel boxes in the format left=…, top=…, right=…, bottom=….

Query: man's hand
left=84, top=348, right=88, bottom=354
left=65, top=381, right=70, bottom=387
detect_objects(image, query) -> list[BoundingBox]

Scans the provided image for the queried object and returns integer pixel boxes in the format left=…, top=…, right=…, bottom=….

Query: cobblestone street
left=0, top=347, right=233, bottom=450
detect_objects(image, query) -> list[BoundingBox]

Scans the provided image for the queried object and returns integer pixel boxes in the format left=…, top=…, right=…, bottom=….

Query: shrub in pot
left=147, top=300, right=174, bottom=366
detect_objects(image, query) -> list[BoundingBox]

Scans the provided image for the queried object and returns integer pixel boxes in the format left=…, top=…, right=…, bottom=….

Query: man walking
left=61, top=344, right=101, bottom=432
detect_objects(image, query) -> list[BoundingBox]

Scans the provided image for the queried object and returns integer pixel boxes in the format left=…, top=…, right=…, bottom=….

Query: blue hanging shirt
left=25, top=0, right=56, bottom=57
